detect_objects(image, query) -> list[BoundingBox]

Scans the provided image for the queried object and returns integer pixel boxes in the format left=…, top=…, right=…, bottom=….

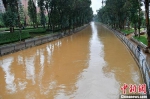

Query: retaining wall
left=0, top=24, right=89, bottom=56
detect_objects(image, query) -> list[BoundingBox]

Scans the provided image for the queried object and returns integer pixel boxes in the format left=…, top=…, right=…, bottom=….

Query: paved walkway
left=125, top=33, right=150, bottom=68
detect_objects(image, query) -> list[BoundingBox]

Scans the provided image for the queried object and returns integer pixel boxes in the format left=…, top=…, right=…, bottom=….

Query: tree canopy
left=96, top=0, right=150, bottom=49
left=2, top=0, right=93, bottom=33
left=97, top=0, right=143, bottom=30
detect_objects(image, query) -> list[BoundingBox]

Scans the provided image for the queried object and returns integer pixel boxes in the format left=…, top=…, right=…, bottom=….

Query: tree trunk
left=128, top=22, right=130, bottom=30
left=138, top=4, right=141, bottom=38
left=50, top=14, right=52, bottom=30
left=138, top=28, right=140, bottom=38
left=145, top=0, right=150, bottom=48
left=59, top=12, right=63, bottom=32
left=33, top=22, right=35, bottom=28
left=48, top=13, right=50, bottom=30
left=10, top=27, right=14, bottom=33
left=119, top=21, right=122, bottom=30
left=134, top=25, right=137, bottom=36
left=148, top=35, right=150, bottom=47
left=69, top=15, right=71, bottom=33
left=36, top=23, right=38, bottom=28
left=43, top=24, right=45, bottom=28
left=52, top=25, right=54, bottom=33
left=16, top=1, right=20, bottom=26
left=46, top=8, right=50, bottom=30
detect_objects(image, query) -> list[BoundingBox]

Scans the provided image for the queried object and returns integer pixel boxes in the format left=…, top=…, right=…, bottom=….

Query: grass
left=133, top=35, right=148, bottom=45
left=121, top=28, right=134, bottom=35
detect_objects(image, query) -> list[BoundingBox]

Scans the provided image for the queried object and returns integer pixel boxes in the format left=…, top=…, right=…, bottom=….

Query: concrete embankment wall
left=0, top=24, right=89, bottom=56
left=105, top=26, right=150, bottom=95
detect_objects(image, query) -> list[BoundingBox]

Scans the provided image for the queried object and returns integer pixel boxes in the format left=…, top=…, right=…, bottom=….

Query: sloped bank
left=0, top=24, right=89, bottom=56
left=102, top=24, right=150, bottom=96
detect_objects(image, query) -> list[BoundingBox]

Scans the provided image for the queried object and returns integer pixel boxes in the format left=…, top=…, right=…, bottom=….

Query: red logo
left=121, top=83, right=128, bottom=94
left=121, top=83, right=146, bottom=94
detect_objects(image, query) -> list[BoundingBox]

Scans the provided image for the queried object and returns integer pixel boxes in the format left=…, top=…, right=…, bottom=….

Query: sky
left=91, top=0, right=102, bottom=15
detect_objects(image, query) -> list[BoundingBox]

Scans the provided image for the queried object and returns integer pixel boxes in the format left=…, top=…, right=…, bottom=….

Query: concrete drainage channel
left=0, top=24, right=89, bottom=56
left=105, top=25, right=150, bottom=95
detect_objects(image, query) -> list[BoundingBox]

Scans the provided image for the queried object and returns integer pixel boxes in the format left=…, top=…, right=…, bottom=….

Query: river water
left=0, top=22, right=143, bottom=99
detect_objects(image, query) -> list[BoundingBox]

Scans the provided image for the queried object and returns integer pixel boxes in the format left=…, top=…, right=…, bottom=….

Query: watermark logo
left=120, top=94, right=147, bottom=99
left=121, top=83, right=146, bottom=94
left=120, top=83, right=147, bottom=99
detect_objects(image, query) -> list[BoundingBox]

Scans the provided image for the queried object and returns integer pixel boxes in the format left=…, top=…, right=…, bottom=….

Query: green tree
left=0, top=14, right=4, bottom=27
left=2, top=0, right=19, bottom=32
left=144, top=0, right=150, bottom=48
left=97, top=0, right=143, bottom=33
left=18, top=1, right=25, bottom=26
left=2, top=9, right=17, bottom=32
left=36, top=0, right=93, bottom=32
left=45, top=0, right=52, bottom=30
left=28, top=0, right=37, bottom=28
left=38, top=0, right=46, bottom=28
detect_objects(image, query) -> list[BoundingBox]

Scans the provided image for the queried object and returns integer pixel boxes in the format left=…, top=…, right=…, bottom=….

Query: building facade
left=21, top=0, right=39, bottom=13
left=0, top=0, right=5, bottom=13
left=0, top=0, right=46, bottom=24
left=21, top=0, right=40, bottom=24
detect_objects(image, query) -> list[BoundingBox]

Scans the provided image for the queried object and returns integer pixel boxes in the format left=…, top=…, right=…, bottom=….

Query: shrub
left=26, top=28, right=47, bottom=33
left=0, top=28, right=47, bottom=45
left=0, top=31, right=30, bottom=44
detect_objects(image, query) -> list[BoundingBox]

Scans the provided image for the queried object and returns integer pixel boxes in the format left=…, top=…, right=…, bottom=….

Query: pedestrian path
left=127, top=33, right=150, bottom=69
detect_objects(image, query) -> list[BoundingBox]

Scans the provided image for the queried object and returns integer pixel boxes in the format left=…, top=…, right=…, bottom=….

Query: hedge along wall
left=26, top=28, right=47, bottom=33
left=0, top=31, right=30, bottom=44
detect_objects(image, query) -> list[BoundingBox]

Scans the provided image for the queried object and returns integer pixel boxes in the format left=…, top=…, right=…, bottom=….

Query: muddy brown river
left=0, top=22, right=143, bottom=99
